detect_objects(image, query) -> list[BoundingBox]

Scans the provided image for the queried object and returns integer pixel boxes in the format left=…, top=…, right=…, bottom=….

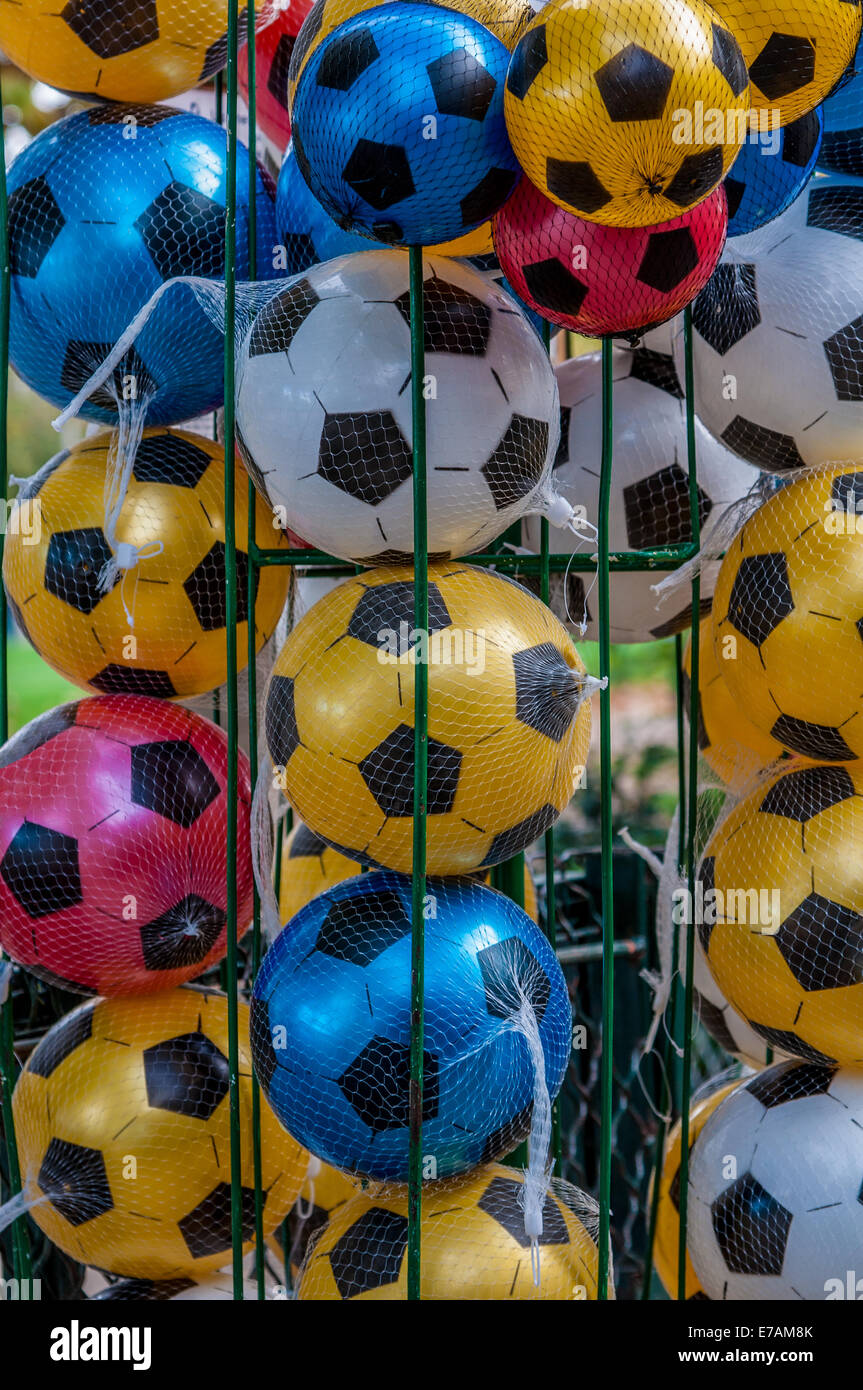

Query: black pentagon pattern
left=394, top=278, right=491, bottom=356
left=318, top=411, right=412, bottom=504
left=624, top=464, right=711, bottom=551
left=344, top=139, right=415, bottom=211
left=697, top=855, right=716, bottom=953
left=45, top=527, right=116, bottom=614
left=135, top=183, right=225, bottom=281
left=290, top=823, right=330, bottom=859
left=315, top=27, right=379, bottom=90
left=0, top=704, right=77, bottom=771
left=1, top=823, right=82, bottom=919
left=824, top=316, right=863, bottom=402
left=693, top=991, right=740, bottom=1057
left=724, top=176, right=745, bottom=221
left=832, top=471, right=863, bottom=515
left=28, top=1006, right=93, bottom=1079
left=266, top=675, right=299, bottom=767
left=348, top=582, right=451, bottom=650
left=546, top=159, right=612, bottom=215
left=726, top=552, right=793, bottom=649
left=179, top=1181, right=256, bottom=1259
left=338, top=1037, right=439, bottom=1132
left=461, top=168, right=519, bottom=229
left=522, top=258, right=588, bottom=317
left=749, top=33, right=816, bottom=101
left=143, top=1032, right=229, bottom=1118
left=250, top=995, right=277, bottom=1092
left=746, top=1060, right=836, bottom=1109
left=664, top=149, right=724, bottom=207
left=39, top=1137, right=113, bottom=1225
left=482, top=415, right=549, bottom=509
left=200, top=6, right=250, bottom=82
left=555, top=406, right=571, bottom=467
left=328, top=1207, right=408, bottom=1298
left=359, top=724, right=461, bottom=817
left=628, top=347, right=683, bottom=398
left=712, top=24, right=748, bottom=97
left=140, top=895, right=227, bottom=973
left=62, top=0, right=159, bottom=58
left=782, top=110, right=822, bottom=169
left=512, top=642, right=581, bottom=743
left=770, top=715, right=856, bottom=763
left=479, top=1100, right=533, bottom=1163
left=713, top=1173, right=792, bottom=1276
left=477, top=938, right=551, bottom=1024
left=759, top=764, right=855, bottom=821
left=315, top=890, right=409, bottom=964
left=693, top=262, right=760, bottom=356
left=807, top=184, right=863, bottom=241
left=249, top=279, right=320, bottom=358
left=132, top=434, right=212, bottom=488
left=722, top=416, right=806, bottom=472
left=129, top=740, right=220, bottom=827
left=61, top=343, right=156, bottom=414
left=183, top=541, right=254, bottom=631
left=267, top=34, right=296, bottom=112
left=507, top=25, right=548, bottom=101
left=747, top=1020, right=838, bottom=1066
left=90, top=665, right=177, bottom=698
left=775, top=894, right=863, bottom=991
left=636, top=228, right=699, bottom=293
left=8, top=178, right=66, bottom=279
left=427, top=48, right=496, bottom=121
left=595, top=44, right=674, bottom=122
left=481, top=805, right=558, bottom=867
left=478, top=1174, right=569, bottom=1247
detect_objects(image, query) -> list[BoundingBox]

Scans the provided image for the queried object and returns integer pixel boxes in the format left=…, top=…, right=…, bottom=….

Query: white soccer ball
left=687, top=1060, right=863, bottom=1300
left=236, top=250, right=561, bottom=564
left=679, top=173, right=863, bottom=470
left=523, top=346, right=758, bottom=643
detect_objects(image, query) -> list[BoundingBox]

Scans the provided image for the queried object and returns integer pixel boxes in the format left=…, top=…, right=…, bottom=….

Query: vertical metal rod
left=222, top=0, right=245, bottom=1302
left=596, top=338, right=615, bottom=1298
left=407, top=245, right=428, bottom=1302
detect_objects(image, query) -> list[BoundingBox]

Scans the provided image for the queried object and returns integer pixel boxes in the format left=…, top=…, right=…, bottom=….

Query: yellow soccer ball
left=265, top=562, right=594, bottom=876
left=653, top=1075, right=741, bottom=1300
left=712, top=466, right=863, bottom=764
left=297, top=1163, right=612, bottom=1299
left=12, top=987, right=309, bottom=1280
left=709, top=0, right=862, bottom=129
left=0, top=0, right=277, bottom=103
left=504, top=0, right=750, bottom=227
left=4, top=430, right=290, bottom=700
left=698, top=760, right=863, bottom=1068
left=268, top=1157, right=359, bottom=1277
left=279, top=819, right=540, bottom=920
left=683, top=616, right=787, bottom=790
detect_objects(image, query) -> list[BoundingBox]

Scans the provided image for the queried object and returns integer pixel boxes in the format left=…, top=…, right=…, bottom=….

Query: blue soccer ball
left=276, top=143, right=388, bottom=273
left=820, top=38, right=863, bottom=175
left=725, top=107, right=823, bottom=236
left=7, top=104, right=279, bottom=425
left=290, top=4, right=520, bottom=246
left=251, top=872, right=571, bottom=1181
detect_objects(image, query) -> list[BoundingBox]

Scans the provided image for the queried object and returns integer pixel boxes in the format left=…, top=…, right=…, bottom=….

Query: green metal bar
left=539, top=513, right=562, bottom=1176
left=407, top=245, right=428, bottom=1302
left=251, top=545, right=700, bottom=572
left=676, top=306, right=702, bottom=1303
left=596, top=338, right=615, bottom=1300
left=222, top=0, right=245, bottom=1302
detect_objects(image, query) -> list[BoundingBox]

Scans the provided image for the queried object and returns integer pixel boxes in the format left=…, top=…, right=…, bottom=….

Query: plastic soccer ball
left=296, top=1164, right=610, bottom=1299
left=251, top=872, right=571, bottom=1180
left=236, top=251, right=560, bottom=564
left=12, top=987, right=308, bottom=1279
left=819, top=36, right=863, bottom=176
left=3, top=431, right=291, bottom=700
left=687, top=1060, right=863, bottom=1300
left=725, top=110, right=823, bottom=236
left=504, top=0, right=749, bottom=229
left=653, top=1074, right=742, bottom=1300
left=492, top=175, right=728, bottom=337
left=699, top=761, right=863, bottom=1067
left=523, top=346, right=758, bottom=644
left=7, top=104, right=277, bottom=426
left=278, top=1157, right=359, bottom=1276
left=264, top=562, right=594, bottom=875
left=682, top=173, right=863, bottom=469
left=239, top=0, right=316, bottom=153
left=712, top=464, right=863, bottom=762
left=290, top=4, right=519, bottom=245
left=0, top=696, right=253, bottom=996
left=708, top=0, right=862, bottom=129
left=0, top=0, right=279, bottom=103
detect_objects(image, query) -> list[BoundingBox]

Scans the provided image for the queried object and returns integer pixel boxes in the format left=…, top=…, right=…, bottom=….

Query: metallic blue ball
left=251, top=871, right=571, bottom=1181
left=7, top=104, right=279, bottom=425
left=291, top=4, right=520, bottom=247
left=726, top=108, right=823, bottom=237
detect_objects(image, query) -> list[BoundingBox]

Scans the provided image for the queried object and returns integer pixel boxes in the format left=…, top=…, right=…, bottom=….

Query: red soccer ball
left=492, top=178, right=728, bottom=338
left=0, top=696, right=253, bottom=996
left=239, top=0, right=315, bottom=153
